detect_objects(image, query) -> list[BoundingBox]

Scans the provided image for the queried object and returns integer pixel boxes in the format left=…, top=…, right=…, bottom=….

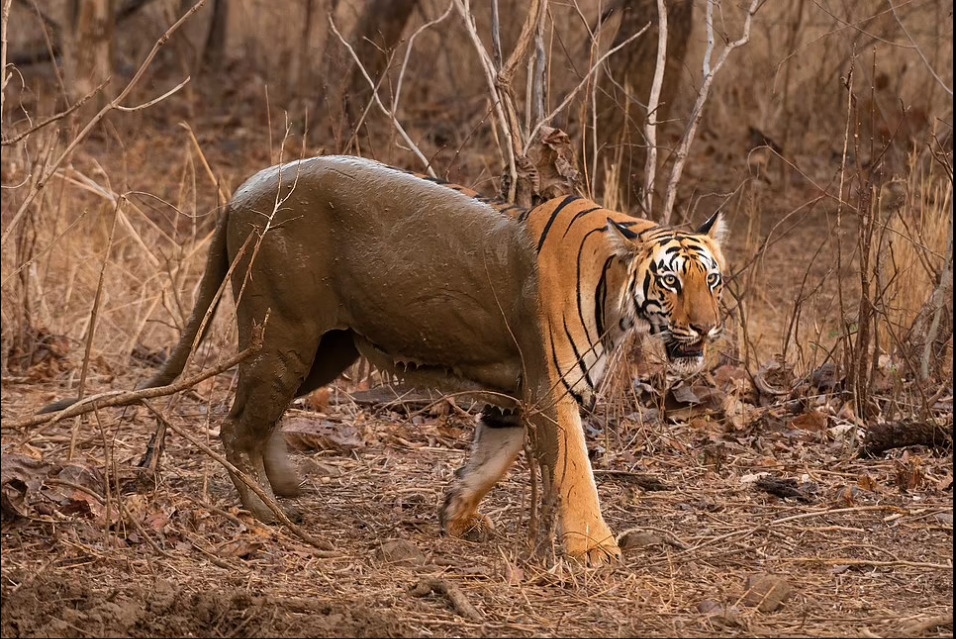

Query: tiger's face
left=608, top=212, right=727, bottom=377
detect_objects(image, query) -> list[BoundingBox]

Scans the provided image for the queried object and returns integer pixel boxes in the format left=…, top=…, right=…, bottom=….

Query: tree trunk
left=595, top=0, right=692, bottom=214
left=63, top=0, right=115, bottom=109
left=316, top=0, right=418, bottom=147
left=202, top=0, right=229, bottom=71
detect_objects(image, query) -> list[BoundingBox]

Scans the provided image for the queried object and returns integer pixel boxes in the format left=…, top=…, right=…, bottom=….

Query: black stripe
left=549, top=329, right=584, bottom=406
left=536, top=195, right=581, bottom=252
left=561, top=206, right=602, bottom=238
left=575, top=227, right=605, bottom=346
left=563, top=315, right=595, bottom=392
left=595, top=256, right=613, bottom=346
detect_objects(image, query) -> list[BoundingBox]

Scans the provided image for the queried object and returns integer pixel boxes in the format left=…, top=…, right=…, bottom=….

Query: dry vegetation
left=1, top=0, right=953, bottom=637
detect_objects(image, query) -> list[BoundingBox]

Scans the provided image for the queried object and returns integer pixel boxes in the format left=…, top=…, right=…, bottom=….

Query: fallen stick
left=861, top=421, right=952, bottom=457
left=11, top=323, right=265, bottom=433
left=898, top=612, right=953, bottom=636
left=782, top=557, right=952, bottom=570
left=409, top=578, right=483, bottom=623
left=143, top=403, right=336, bottom=555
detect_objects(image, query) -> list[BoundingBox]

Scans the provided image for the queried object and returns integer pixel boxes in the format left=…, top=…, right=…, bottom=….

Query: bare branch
left=528, top=25, right=649, bottom=147
left=1, top=0, right=208, bottom=249
left=533, top=4, right=547, bottom=124
left=660, top=0, right=765, bottom=225
left=9, top=319, right=265, bottom=433
left=328, top=15, right=437, bottom=177
left=642, top=0, right=668, bottom=216
left=144, top=400, right=336, bottom=553
left=499, top=0, right=543, bottom=83
left=1, top=0, right=12, bottom=117
left=491, top=0, right=502, bottom=70
left=887, top=0, right=952, bottom=97
left=454, top=0, right=519, bottom=199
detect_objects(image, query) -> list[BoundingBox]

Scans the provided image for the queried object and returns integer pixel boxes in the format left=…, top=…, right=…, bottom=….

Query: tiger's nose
left=691, top=323, right=720, bottom=341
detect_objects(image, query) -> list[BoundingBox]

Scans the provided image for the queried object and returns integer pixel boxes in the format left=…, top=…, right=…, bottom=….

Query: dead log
left=861, top=421, right=953, bottom=456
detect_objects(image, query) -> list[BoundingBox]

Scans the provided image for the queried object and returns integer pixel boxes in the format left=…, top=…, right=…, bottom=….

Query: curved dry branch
left=660, top=0, right=765, bottom=225
left=10, top=318, right=265, bottom=433
left=1, top=0, right=206, bottom=249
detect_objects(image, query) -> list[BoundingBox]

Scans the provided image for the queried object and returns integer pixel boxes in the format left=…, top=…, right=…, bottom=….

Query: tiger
left=39, top=155, right=727, bottom=565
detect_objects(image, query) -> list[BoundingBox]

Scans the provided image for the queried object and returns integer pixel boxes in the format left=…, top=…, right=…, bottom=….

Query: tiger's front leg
left=534, top=393, right=621, bottom=566
left=440, top=407, right=524, bottom=542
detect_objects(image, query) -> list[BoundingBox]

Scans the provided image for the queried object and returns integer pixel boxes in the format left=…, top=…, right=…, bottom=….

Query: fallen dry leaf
left=742, top=574, right=793, bottom=612
left=375, top=539, right=425, bottom=565
left=791, top=410, right=828, bottom=432
left=857, top=474, right=880, bottom=492
left=303, top=387, right=331, bottom=413
left=1, top=455, right=55, bottom=521
left=283, top=417, right=365, bottom=453
left=216, top=537, right=263, bottom=559
left=618, top=530, right=664, bottom=550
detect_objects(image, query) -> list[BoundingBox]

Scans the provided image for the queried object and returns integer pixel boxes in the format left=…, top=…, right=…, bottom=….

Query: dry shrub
left=875, top=148, right=952, bottom=367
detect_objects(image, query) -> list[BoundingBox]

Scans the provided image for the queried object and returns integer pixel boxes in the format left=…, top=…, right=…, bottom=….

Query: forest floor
left=2, top=65, right=953, bottom=638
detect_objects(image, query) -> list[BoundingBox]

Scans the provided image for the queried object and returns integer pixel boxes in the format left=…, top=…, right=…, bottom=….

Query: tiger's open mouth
left=665, top=340, right=704, bottom=361
left=664, top=340, right=706, bottom=377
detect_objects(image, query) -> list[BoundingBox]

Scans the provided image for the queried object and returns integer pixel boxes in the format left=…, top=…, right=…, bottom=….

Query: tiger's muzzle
left=663, top=325, right=720, bottom=377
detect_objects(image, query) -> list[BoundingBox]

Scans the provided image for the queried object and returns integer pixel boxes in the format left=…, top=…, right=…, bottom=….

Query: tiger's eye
left=662, top=274, right=678, bottom=288
left=707, top=273, right=721, bottom=286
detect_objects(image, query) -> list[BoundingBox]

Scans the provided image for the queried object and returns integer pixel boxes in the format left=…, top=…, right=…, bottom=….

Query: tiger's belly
left=351, top=332, right=524, bottom=408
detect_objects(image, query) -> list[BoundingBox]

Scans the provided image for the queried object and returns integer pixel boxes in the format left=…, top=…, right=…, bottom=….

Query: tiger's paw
left=443, top=512, right=495, bottom=543
left=566, top=539, right=622, bottom=567
left=562, top=525, right=622, bottom=567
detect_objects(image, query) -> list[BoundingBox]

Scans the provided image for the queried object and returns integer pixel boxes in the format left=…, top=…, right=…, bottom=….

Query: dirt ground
left=2, top=1, right=954, bottom=637
left=2, top=346, right=953, bottom=638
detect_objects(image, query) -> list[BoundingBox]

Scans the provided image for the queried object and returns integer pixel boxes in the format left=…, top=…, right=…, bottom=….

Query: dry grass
left=875, top=152, right=952, bottom=352
left=2, top=0, right=953, bottom=637
left=2, top=370, right=953, bottom=638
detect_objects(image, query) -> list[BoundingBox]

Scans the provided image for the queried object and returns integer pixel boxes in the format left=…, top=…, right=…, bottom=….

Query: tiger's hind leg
left=265, top=330, right=360, bottom=497
left=220, top=313, right=323, bottom=522
left=440, top=406, right=524, bottom=542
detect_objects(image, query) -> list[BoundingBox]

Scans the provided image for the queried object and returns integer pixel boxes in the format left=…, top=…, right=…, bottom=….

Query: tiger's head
left=608, top=212, right=727, bottom=377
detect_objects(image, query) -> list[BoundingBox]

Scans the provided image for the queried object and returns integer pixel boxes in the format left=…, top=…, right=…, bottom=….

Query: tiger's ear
left=606, top=218, right=639, bottom=257
left=697, top=211, right=727, bottom=245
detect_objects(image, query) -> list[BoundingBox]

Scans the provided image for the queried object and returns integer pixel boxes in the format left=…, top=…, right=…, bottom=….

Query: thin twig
left=327, top=15, right=436, bottom=177
left=660, top=0, right=765, bottom=224
left=10, top=321, right=265, bottom=433
left=679, top=505, right=908, bottom=555
left=886, top=0, right=952, bottom=96
left=114, top=76, right=190, bottom=112
left=392, top=1, right=454, bottom=116
left=2, top=79, right=110, bottom=146
left=68, top=197, right=121, bottom=461
left=1, top=0, right=208, bottom=249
